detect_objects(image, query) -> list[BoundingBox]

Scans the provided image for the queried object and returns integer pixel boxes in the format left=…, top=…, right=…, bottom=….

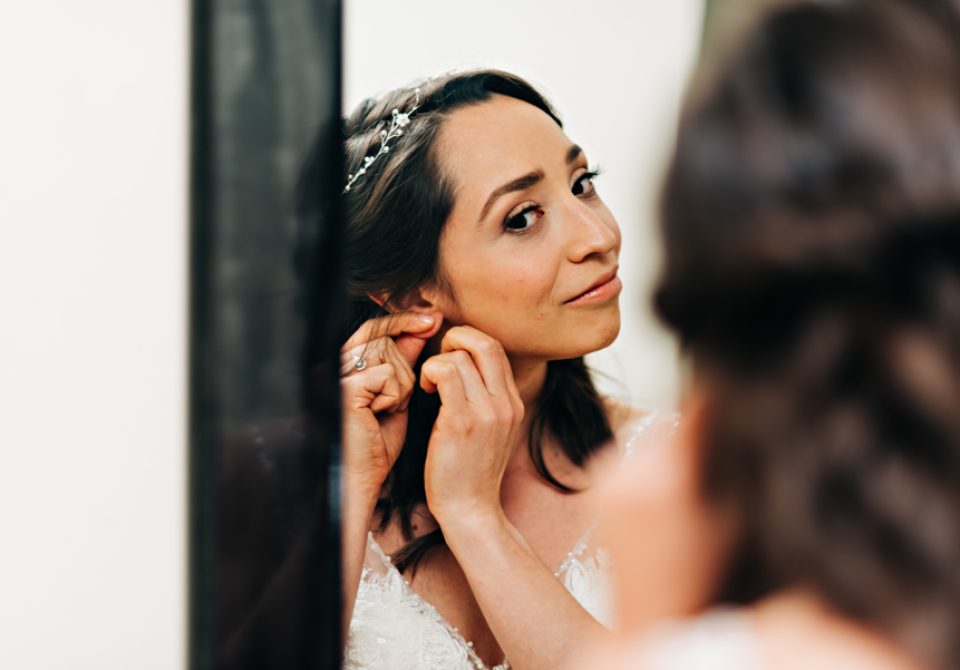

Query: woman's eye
left=504, top=204, right=544, bottom=232
left=572, top=170, right=601, bottom=196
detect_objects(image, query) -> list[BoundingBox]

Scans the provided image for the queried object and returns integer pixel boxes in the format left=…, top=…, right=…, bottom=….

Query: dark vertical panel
left=189, top=0, right=343, bottom=668
left=701, top=0, right=746, bottom=52
left=702, top=0, right=727, bottom=32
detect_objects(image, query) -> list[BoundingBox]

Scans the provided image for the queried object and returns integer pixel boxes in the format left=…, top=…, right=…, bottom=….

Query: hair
left=330, top=69, right=612, bottom=572
left=655, top=1, right=960, bottom=667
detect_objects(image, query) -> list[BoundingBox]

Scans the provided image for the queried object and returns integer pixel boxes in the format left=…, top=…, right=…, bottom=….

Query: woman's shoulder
left=601, top=397, right=681, bottom=462
left=566, top=609, right=759, bottom=670
left=629, top=609, right=762, bottom=670
left=603, top=397, right=647, bottom=432
left=622, top=595, right=923, bottom=670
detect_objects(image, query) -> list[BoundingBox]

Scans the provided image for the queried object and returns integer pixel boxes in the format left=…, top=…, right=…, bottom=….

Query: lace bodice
left=344, top=411, right=676, bottom=670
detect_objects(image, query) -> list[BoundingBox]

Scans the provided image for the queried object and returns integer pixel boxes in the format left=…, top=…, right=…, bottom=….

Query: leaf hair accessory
left=344, top=87, right=422, bottom=194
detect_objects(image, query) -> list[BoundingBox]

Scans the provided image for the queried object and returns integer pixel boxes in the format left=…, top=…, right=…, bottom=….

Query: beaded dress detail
left=343, top=411, right=676, bottom=670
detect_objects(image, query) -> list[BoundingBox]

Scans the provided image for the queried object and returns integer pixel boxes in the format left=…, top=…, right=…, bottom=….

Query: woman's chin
left=593, top=321, right=621, bottom=352
left=495, top=311, right=621, bottom=360
left=556, top=318, right=622, bottom=359
left=589, top=312, right=621, bottom=351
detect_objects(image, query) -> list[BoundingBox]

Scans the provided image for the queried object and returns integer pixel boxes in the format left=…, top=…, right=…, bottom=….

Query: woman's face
left=423, top=94, right=622, bottom=361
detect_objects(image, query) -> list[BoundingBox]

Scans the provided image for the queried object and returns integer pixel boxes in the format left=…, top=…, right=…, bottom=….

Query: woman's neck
left=509, top=355, right=548, bottom=413
left=504, top=355, right=549, bottom=472
left=501, top=356, right=600, bottom=496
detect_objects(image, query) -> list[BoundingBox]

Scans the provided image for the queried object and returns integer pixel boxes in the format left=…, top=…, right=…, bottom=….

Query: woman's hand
left=340, top=311, right=441, bottom=494
left=418, top=327, right=607, bottom=670
left=418, top=326, right=525, bottom=525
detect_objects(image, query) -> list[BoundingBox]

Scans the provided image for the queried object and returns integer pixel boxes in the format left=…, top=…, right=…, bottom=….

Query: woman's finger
left=422, top=350, right=487, bottom=402
left=440, top=326, right=514, bottom=399
left=343, top=336, right=420, bottom=412
left=395, top=332, right=432, bottom=368
left=341, top=311, right=439, bottom=353
left=341, top=363, right=403, bottom=413
left=343, top=335, right=414, bottom=370
left=340, top=338, right=388, bottom=376
left=419, top=356, right=471, bottom=416
left=369, top=369, right=403, bottom=413
left=380, top=338, right=418, bottom=411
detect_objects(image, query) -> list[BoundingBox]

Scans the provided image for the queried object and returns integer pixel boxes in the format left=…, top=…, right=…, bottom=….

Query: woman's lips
left=565, top=270, right=622, bottom=305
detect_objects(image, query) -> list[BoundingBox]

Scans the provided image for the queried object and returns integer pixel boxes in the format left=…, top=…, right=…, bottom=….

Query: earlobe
left=367, top=291, right=388, bottom=308
left=367, top=291, right=392, bottom=311
left=367, top=288, right=439, bottom=316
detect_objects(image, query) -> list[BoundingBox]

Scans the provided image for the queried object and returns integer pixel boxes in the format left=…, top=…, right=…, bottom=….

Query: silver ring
left=352, top=355, right=367, bottom=372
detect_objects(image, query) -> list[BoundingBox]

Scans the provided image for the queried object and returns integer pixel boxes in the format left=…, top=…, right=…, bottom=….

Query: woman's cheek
left=486, top=268, right=534, bottom=304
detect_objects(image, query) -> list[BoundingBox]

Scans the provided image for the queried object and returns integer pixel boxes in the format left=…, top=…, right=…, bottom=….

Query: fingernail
left=418, top=314, right=435, bottom=325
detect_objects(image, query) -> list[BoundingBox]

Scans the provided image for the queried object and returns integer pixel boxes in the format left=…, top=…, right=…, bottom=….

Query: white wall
left=344, top=1, right=704, bottom=410
left=0, top=2, right=188, bottom=669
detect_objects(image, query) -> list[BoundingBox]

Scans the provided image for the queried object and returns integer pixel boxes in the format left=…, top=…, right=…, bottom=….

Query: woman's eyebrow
left=477, top=146, right=586, bottom=223
left=478, top=170, right=544, bottom=223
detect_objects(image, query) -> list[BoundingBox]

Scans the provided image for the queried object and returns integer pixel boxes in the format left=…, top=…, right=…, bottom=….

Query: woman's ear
left=367, top=288, right=441, bottom=317
left=367, top=291, right=388, bottom=308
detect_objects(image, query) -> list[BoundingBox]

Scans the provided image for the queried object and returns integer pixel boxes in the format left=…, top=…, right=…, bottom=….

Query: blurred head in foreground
left=641, top=0, right=960, bottom=667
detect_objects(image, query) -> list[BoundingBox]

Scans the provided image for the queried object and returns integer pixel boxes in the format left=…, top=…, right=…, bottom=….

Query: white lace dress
left=343, top=412, right=676, bottom=670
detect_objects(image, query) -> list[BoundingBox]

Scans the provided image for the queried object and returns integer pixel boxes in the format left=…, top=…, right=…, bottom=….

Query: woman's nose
left=564, top=199, right=620, bottom=263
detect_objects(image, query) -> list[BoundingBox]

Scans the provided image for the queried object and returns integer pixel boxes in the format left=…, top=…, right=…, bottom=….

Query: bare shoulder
left=597, top=397, right=681, bottom=467
left=750, top=592, right=925, bottom=670
left=589, top=398, right=650, bottom=469
left=603, top=397, right=650, bottom=434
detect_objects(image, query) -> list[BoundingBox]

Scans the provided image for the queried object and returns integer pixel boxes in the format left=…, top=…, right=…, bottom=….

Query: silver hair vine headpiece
left=344, top=87, right=422, bottom=194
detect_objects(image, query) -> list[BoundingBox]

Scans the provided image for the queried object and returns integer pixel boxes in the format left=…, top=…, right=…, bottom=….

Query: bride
left=336, top=69, right=669, bottom=670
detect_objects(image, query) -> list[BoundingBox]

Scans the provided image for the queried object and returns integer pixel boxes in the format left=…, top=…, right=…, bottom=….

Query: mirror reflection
left=336, top=3, right=702, bottom=668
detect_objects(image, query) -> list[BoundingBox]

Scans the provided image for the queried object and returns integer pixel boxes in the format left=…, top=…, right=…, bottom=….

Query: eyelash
left=574, top=168, right=603, bottom=196
left=502, top=168, right=604, bottom=234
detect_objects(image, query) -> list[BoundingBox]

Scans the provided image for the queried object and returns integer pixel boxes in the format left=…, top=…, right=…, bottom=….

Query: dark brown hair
left=656, top=1, right=960, bottom=667
left=337, top=70, right=613, bottom=572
